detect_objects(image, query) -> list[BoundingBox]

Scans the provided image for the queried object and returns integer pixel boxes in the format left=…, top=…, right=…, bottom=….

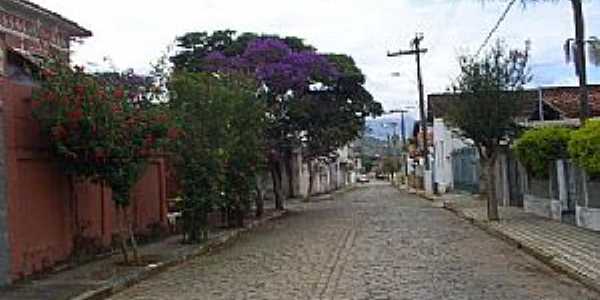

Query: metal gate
left=452, top=147, right=480, bottom=193
left=506, top=151, right=524, bottom=207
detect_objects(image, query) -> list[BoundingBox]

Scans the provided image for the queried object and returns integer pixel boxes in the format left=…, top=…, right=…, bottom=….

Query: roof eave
left=7, top=0, right=92, bottom=38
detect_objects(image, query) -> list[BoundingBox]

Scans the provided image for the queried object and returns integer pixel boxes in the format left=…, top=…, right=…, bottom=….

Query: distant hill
left=355, top=135, right=405, bottom=158
left=365, top=113, right=416, bottom=141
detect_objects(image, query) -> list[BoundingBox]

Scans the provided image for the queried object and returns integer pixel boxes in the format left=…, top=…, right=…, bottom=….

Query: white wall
left=432, top=118, right=469, bottom=194
left=294, top=145, right=354, bottom=198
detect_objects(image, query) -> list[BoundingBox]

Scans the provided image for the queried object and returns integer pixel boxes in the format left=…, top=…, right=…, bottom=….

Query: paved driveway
left=111, top=183, right=598, bottom=299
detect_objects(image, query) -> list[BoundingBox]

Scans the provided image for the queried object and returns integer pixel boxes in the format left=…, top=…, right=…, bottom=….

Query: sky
left=33, top=0, right=600, bottom=117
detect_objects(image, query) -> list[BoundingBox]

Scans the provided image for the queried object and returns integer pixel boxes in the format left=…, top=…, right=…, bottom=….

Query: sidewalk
left=437, top=192, right=600, bottom=293
left=0, top=209, right=287, bottom=300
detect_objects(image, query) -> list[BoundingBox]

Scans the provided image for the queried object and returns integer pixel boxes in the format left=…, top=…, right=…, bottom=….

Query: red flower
left=43, top=91, right=56, bottom=102
left=113, top=88, right=125, bottom=99
left=73, top=85, right=85, bottom=96
left=111, top=105, right=123, bottom=113
left=51, top=126, right=67, bottom=140
left=167, top=127, right=180, bottom=140
left=41, top=68, right=57, bottom=78
left=156, top=114, right=168, bottom=123
left=68, top=109, right=84, bottom=121
left=31, top=99, right=41, bottom=110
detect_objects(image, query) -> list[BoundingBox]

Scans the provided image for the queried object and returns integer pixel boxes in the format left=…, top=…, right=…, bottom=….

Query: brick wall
left=0, top=7, right=70, bottom=57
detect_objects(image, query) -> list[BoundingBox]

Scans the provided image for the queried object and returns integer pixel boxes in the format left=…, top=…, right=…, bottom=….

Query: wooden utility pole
left=571, top=0, right=590, bottom=122
left=388, top=33, right=429, bottom=170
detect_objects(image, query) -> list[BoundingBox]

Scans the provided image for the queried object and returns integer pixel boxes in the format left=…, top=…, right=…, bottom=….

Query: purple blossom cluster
left=200, top=38, right=338, bottom=95
left=243, top=38, right=292, bottom=65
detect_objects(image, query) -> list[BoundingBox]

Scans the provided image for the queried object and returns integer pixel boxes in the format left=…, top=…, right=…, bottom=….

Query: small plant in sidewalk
left=32, top=61, right=176, bottom=264
left=569, top=120, right=600, bottom=177
left=514, top=126, right=572, bottom=179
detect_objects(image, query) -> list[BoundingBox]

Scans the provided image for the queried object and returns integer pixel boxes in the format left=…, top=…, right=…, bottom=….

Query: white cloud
left=33, top=0, right=600, bottom=111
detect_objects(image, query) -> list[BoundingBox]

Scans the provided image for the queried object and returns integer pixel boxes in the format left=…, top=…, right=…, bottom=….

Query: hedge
left=569, top=120, right=600, bottom=177
left=514, top=126, right=572, bottom=178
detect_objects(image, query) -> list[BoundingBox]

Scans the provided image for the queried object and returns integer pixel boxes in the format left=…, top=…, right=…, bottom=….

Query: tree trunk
left=127, top=218, right=141, bottom=264
left=116, top=207, right=130, bottom=264
left=270, top=161, right=284, bottom=210
left=285, top=152, right=295, bottom=198
left=255, top=181, right=264, bottom=218
left=571, top=0, right=590, bottom=122
left=305, top=161, right=314, bottom=202
left=220, top=207, right=228, bottom=226
left=235, top=203, right=244, bottom=228
left=481, top=153, right=499, bottom=221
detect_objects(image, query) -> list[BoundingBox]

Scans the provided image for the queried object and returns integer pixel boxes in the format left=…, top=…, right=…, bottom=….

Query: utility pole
left=389, top=109, right=409, bottom=146
left=388, top=33, right=429, bottom=170
left=400, top=110, right=407, bottom=147
left=387, top=108, right=414, bottom=183
left=571, top=0, right=590, bottom=122
left=397, top=110, right=408, bottom=179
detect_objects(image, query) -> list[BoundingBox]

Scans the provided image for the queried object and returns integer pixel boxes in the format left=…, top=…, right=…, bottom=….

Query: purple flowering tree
left=171, top=31, right=381, bottom=209
left=199, top=38, right=338, bottom=208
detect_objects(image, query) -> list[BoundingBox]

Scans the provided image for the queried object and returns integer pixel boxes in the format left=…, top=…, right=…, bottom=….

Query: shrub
left=168, top=71, right=266, bottom=242
left=514, top=126, right=572, bottom=178
left=569, top=120, right=600, bottom=176
left=32, top=61, right=176, bottom=263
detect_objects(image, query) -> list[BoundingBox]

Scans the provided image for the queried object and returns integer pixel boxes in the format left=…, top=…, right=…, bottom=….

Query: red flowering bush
left=32, top=61, right=178, bottom=263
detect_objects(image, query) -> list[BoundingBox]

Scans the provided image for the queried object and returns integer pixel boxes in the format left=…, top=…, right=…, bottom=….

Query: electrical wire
left=475, top=0, right=518, bottom=57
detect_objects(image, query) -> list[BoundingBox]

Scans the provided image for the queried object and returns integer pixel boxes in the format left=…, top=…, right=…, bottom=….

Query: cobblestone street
left=111, top=183, right=598, bottom=300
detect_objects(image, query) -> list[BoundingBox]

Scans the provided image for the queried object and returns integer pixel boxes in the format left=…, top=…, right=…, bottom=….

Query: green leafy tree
left=381, top=156, right=401, bottom=181
left=291, top=54, right=382, bottom=199
left=168, top=71, right=266, bottom=242
left=170, top=30, right=381, bottom=210
left=361, top=155, right=376, bottom=173
left=446, top=41, right=531, bottom=221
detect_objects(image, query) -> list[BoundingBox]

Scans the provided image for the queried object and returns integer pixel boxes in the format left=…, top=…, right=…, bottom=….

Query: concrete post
left=557, top=160, right=568, bottom=209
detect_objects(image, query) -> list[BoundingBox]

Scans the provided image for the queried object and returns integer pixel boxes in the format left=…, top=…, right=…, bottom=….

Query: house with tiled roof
left=0, top=0, right=170, bottom=285
left=426, top=85, right=600, bottom=231
left=0, top=0, right=91, bottom=58
left=427, top=85, right=600, bottom=196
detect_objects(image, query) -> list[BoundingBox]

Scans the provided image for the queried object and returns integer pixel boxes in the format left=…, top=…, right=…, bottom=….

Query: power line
left=475, top=0, right=518, bottom=57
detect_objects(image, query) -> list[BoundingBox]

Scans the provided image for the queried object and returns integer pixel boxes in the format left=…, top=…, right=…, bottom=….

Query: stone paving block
left=110, top=184, right=598, bottom=299
left=443, top=193, right=600, bottom=294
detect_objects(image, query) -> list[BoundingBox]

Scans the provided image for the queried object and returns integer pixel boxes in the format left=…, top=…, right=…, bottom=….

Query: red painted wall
left=1, top=80, right=168, bottom=282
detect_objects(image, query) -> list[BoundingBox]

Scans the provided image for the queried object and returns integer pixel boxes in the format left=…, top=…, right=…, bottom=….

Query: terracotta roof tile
left=428, top=85, right=600, bottom=121
left=541, top=85, right=600, bottom=119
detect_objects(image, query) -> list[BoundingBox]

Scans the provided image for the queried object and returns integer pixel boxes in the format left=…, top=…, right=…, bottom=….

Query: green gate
left=452, top=147, right=480, bottom=193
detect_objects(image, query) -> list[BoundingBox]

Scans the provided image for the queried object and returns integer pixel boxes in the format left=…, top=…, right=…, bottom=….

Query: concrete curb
left=71, top=210, right=288, bottom=300
left=440, top=201, right=600, bottom=295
